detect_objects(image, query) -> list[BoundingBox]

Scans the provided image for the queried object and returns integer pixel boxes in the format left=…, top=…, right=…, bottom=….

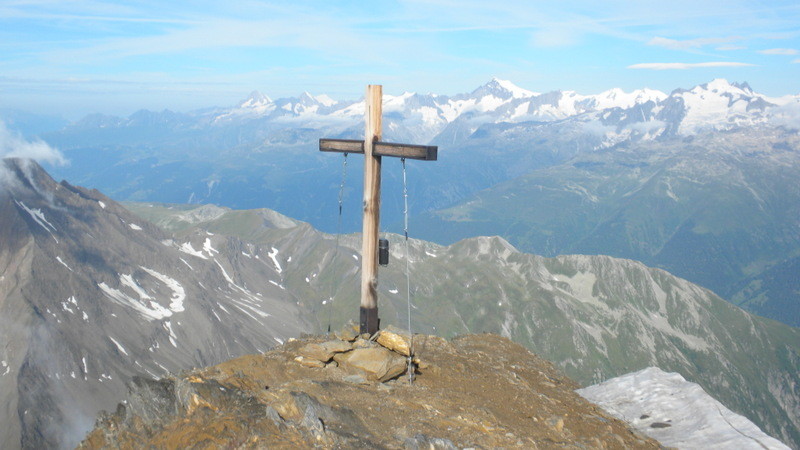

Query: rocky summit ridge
left=79, top=329, right=659, bottom=449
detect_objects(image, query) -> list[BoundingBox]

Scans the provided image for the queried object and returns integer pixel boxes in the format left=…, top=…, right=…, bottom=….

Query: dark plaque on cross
left=319, top=85, right=437, bottom=335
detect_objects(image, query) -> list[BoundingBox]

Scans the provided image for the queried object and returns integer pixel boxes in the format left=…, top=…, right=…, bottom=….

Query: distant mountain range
left=30, top=77, right=800, bottom=148
left=7, top=78, right=795, bottom=329
left=29, top=77, right=799, bottom=235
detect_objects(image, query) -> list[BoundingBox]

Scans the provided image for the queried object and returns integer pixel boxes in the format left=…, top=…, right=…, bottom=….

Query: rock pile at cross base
left=79, top=328, right=659, bottom=449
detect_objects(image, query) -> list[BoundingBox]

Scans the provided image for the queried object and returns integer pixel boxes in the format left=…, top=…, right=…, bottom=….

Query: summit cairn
left=296, top=324, right=414, bottom=383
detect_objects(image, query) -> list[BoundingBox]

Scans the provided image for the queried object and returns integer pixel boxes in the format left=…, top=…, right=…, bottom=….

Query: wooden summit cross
left=319, top=85, right=437, bottom=335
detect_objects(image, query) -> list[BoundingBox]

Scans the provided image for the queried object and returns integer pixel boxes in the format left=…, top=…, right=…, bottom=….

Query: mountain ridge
left=0, top=158, right=313, bottom=449
left=413, top=126, right=800, bottom=326
left=39, top=77, right=799, bottom=149
left=126, top=198, right=800, bottom=448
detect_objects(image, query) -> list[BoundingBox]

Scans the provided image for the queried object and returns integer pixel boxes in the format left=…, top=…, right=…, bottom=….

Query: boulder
left=377, top=325, right=413, bottom=356
left=335, top=347, right=408, bottom=382
left=352, top=339, right=379, bottom=350
left=298, top=340, right=353, bottom=363
left=294, top=356, right=326, bottom=368
left=335, top=321, right=360, bottom=342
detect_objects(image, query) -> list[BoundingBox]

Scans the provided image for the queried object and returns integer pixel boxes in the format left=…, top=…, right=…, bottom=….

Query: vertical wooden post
left=360, top=85, right=382, bottom=335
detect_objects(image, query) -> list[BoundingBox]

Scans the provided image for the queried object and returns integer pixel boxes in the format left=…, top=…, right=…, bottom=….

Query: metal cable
left=402, top=158, right=415, bottom=383
left=327, top=153, right=348, bottom=333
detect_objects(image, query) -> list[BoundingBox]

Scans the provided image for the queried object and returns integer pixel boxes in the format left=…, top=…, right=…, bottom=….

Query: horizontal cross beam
left=319, top=138, right=437, bottom=161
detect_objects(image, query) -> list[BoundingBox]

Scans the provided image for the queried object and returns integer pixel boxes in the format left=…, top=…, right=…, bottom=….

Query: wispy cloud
left=1, top=10, right=195, bottom=24
left=648, top=36, right=739, bottom=50
left=628, top=62, right=756, bottom=70
left=0, top=120, right=66, bottom=189
left=2, top=0, right=800, bottom=113
left=716, top=45, right=746, bottom=51
left=758, top=48, right=798, bottom=55
left=530, top=26, right=580, bottom=48
left=0, top=121, right=65, bottom=165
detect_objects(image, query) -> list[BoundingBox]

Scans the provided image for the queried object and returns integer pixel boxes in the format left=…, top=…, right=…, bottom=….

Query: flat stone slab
left=335, top=347, right=407, bottom=382
left=299, top=340, right=353, bottom=363
left=376, top=325, right=413, bottom=356
left=294, top=356, right=326, bottom=368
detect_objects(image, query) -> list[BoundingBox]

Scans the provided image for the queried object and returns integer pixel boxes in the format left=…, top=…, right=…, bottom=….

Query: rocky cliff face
left=79, top=332, right=659, bottom=449
left=0, top=159, right=312, bottom=449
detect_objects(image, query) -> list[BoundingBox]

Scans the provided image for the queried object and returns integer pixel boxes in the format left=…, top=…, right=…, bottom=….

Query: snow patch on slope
left=179, top=242, right=208, bottom=259
left=99, top=281, right=172, bottom=321
left=15, top=200, right=58, bottom=241
left=56, top=256, right=72, bottom=271
left=268, top=247, right=282, bottom=274
left=98, top=268, right=186, bottom=320
left=108, top=337, right=128, bottom=356
left=140, top=267, right=186, bottom=313
left=578, top=367, right=789, bottom=449
left=203, top=238, right=218, bottom=256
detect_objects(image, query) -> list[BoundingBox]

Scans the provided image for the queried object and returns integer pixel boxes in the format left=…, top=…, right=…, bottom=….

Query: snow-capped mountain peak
left=696, top=78, right=753, bottom=96
left=667, top=79, right=775, bottom=134
left=490, top=77, right=538, bottom=98
left=213, top=90, right=276, bottom=121
left=592, top=87, right=668, bottom=110
left=314, top=93, right=337, bottom=107
left=295, top=91, right=325, bottom=109
left=194, top=78, right=796, bottom=142
left=238, top=90, right=272, bottom=109
left=384, top=91, right=417, bottom=110
left=470, top=78, right=538, bottom=101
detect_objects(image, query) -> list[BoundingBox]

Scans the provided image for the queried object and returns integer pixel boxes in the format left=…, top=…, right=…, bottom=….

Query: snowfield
left=578, top=367, right=789, bottom=449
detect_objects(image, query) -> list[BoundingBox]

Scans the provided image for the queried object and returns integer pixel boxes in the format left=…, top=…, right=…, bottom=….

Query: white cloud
left=648, top=36, right=738, bottom=50
left=531, top=27, right=580, bottom=48
left=758, top=48, right=798, bottom=55
left=770, top=101, right=800, bottom=129
left=627, top=120, right=667, bottom=133
left=0, top=121, right=66, bottom=165
left=581, top=119, right=615, bottom=136
left=716, top=45, right=746, bottom=51
left=0, top=121, right=66, bottom=191
left=627, top=62, right=756, bottom=70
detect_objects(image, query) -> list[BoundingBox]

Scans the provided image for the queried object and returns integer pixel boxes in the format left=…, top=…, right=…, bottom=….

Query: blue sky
left=1, top=0, right=799, bottom=119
